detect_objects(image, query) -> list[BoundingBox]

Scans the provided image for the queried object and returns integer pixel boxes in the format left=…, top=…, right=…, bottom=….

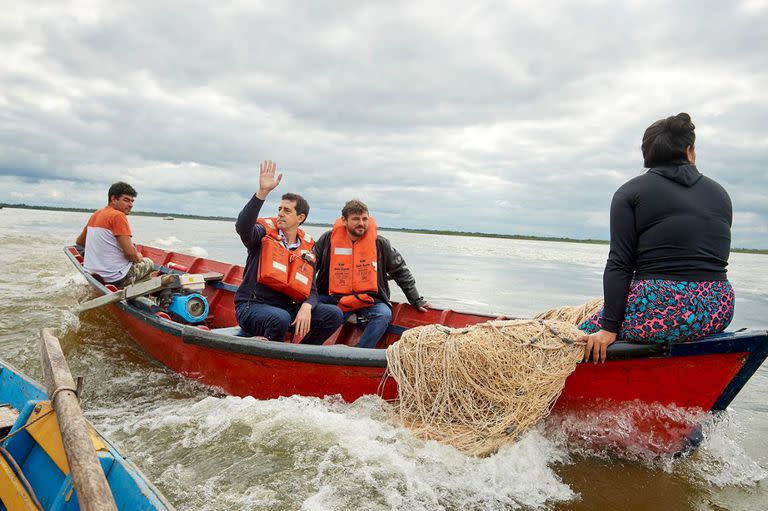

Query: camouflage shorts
left=118, top=258, right=155, bottom=287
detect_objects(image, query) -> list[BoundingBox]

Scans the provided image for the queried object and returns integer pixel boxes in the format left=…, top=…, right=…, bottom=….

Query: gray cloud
left=1, top=0, right=766, bottom=247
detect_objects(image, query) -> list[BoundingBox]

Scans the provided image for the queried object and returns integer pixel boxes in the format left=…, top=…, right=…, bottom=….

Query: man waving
left=234, top=161, right=343, bottom=344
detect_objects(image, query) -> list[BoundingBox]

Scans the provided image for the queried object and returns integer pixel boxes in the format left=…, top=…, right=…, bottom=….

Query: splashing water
left=1, top=208, right=766, bottom=510
left=187, top=246, right=209, bottom=257
left=153, top=236, right=184, bottom=247
left=92, top=395, right=574, bottom=511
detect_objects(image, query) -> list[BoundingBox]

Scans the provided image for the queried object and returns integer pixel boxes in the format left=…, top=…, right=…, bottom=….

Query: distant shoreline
left=3, top=202, right=766, bottom=254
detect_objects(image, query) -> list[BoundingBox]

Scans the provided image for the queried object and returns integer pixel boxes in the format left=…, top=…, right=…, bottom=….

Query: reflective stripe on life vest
left=256, top=217, right=315, bottom=301
left=328, top=216, right=378, bottom=311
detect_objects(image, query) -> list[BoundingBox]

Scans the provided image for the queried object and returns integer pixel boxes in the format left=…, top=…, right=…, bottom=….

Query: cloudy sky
left=2, top=1, right=766, bottom=247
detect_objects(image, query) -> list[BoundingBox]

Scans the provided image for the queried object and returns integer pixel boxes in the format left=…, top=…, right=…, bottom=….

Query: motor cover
left=167, top=293, right=209, bottom=323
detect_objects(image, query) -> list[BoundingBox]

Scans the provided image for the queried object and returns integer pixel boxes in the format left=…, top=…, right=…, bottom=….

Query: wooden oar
left=78, top=274, right=179, bottom=312
left=39, top=329, right=118, bottom=511
left=157, top=268, right=224, bottom=285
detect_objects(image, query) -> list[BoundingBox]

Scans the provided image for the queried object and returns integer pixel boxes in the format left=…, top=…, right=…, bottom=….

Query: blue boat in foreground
left=0, top=332, right=173, bottom=511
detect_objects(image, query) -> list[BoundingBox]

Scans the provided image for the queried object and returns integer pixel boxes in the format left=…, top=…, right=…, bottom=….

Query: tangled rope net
left=534, top=297, right=604, bottom=325
left=386, top=318, right=586, bottom=456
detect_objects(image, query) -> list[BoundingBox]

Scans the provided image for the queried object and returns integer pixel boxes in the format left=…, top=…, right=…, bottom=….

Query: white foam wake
left=99, top=394, right=575, bottom=511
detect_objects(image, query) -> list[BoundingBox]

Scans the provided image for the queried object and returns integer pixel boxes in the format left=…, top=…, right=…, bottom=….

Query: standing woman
left=579, top=113, right=735, bottom=362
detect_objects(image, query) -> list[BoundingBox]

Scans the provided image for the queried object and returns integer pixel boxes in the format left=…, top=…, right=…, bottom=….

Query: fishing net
left=534, top=297, right=604, bottom=325
left=385, top=299, right=603, bottom=456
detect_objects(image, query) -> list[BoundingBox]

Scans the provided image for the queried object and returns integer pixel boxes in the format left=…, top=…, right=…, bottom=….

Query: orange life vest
left=257, top=217, right=315, bottom=302
left=328, top=216, right=378, bottom=312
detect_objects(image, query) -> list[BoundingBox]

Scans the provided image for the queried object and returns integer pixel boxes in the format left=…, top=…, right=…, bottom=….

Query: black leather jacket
left=313, top=230, right=426, bottom=307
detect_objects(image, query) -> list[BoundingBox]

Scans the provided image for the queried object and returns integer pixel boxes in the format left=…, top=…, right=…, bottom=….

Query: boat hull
left=0, top=360, right=173, bottom=510
left=65, top=246, right=768, bottom=454
left=111, top=305, right=395, bottom=401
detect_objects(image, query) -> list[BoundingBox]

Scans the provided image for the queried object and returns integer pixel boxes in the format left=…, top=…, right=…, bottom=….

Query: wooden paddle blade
left=123, top=274, right=179, bottom=299
left=78, top=274, right=179, bottom=312
left=78, top=289, right=126, bottom=312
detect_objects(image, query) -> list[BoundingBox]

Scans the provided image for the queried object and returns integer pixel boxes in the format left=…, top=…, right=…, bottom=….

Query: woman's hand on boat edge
left=578, top=329, right=617, bottom=363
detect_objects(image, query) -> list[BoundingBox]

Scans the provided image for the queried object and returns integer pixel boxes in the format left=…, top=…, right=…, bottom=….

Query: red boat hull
left=111, top=306, right=396, bottom=400
left=66, top=246, right=768, bottom=454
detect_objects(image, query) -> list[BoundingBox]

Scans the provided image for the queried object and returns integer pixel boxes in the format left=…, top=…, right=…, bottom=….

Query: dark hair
left=281, top=193, right=310, bottom=224
left=108, top=182, right=137, bottom=202
left=341, top=199, right=369, bottom=218
left=641, top=113, right=696, bottom=168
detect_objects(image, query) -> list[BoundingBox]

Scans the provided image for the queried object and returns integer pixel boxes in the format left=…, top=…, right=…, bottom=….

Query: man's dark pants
left=235, top=301, right=343, bottom=345
left=318, top=295, right=392, bottom=348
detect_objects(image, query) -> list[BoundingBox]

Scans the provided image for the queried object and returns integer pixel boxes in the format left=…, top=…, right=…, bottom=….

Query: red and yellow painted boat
left=65, top=245, right=768, bottom=454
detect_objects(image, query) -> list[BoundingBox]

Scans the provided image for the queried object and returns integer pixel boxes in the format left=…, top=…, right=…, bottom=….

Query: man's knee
left=237, top=304, right=291, bottom=339
left=266, top=308, right=292, bottom=330
left=130, top=258, right=155, bottom=284
left=369, top=304, right=392, bottom=322
left=316, top=303, right=344, bottom=326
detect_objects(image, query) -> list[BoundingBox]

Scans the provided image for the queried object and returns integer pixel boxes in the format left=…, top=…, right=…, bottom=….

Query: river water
left=1, top=208, right=766, bottom=510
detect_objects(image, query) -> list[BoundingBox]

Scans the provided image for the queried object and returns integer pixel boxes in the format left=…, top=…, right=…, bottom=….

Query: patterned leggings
left=579, top=280, right=735, bottom=343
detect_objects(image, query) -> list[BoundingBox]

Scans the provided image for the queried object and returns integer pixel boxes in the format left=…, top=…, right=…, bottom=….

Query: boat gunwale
left=64, top=247, right=768, bottom=369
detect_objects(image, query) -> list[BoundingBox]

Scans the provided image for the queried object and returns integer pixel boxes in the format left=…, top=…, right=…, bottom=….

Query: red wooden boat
left=65, top=245, right=768, bottom=454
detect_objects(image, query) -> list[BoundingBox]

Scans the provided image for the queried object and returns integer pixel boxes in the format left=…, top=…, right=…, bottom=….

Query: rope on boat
left=0, top=408, right=55, bottom=444
left=0, top=403, right=56, bottom=510
left=0, top=445, right=44, bottom=510
left=50, top=384, right=80, bottom=405
left=385, top=301, right=602, bottom=456
left=533, top=297, right=604, bottom=324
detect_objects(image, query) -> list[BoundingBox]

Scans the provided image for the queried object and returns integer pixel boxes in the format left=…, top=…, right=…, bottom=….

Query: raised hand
left=256, top=160, right=283, bottom=199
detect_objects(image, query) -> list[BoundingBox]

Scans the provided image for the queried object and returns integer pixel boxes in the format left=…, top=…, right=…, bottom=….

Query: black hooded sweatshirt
left=601, top=160, right=732, bottom=333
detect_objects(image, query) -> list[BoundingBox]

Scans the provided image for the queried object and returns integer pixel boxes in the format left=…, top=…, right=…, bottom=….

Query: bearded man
left=313, top=199, right=430, bottom=348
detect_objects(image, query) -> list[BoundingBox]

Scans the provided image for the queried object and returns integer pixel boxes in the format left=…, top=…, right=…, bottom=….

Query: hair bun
left=642, top=112, right=697, bottom=167
left=668, top=113, right=694, bottom=134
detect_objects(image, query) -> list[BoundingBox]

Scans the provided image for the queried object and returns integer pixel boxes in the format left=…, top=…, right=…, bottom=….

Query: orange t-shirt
left=82, top=207, right=133, bottom=282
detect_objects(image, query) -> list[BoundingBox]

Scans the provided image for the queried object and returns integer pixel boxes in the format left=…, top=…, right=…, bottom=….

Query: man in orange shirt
left=75, top=182, right=154, bottom=287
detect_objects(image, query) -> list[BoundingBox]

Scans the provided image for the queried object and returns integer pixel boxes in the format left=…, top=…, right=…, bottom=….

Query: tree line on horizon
left=2, top=202, right=765, bottom=254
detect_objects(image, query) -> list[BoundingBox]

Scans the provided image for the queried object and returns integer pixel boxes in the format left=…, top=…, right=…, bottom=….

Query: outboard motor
left=155, top=274, right=210, bottom=324
left=167, top=293, right=209, bottom=323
